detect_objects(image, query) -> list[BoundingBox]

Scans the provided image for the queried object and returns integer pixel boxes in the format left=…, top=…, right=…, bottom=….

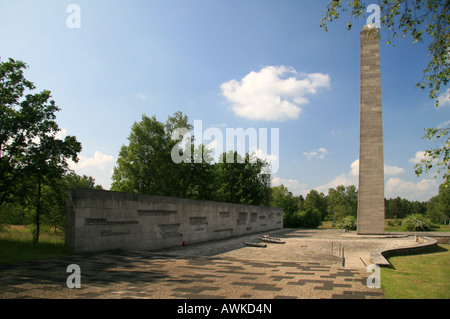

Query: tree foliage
left=385, top=196, right=427, bottom=219
left=0, top=172, right=102, bottom=229
left=402, top=213, right=432, bottom=231
left=269, top=184, right=301, bottom=215
left=284, top=208, right=322, bottom=229
left=337, top=215, right=357, bottom=231
left=111, top=112, right=272, bottom=206
left=426, top=183, right=450, bottom=223
left=414, top=126, right=449, bottom=187
left=303, top=189, right=328, bottom=220
left=320, top=0, right=449, bottom=187
left=320, top=0, right=449, bottom=102
left=327, top=185, right=358, bottom=220
left=0, top=58, right=82, bottom=241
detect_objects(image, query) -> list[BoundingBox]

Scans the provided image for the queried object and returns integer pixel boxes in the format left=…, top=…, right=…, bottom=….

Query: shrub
left=283, top=208, right=322, bottom=228
left=337, top=215, right=357, bottom=231
left=402, top=214, right=432, bottom=231
left=301, top=208, right=322, bottom=228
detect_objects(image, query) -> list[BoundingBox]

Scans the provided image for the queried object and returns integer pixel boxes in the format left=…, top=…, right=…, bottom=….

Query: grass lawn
left=381, top=244, right=450, bottom=299
left=0, top=225, right=67, bottom=264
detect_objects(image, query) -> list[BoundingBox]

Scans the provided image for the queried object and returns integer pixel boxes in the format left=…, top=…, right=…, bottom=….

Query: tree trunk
left=34, top=176, right=42, bottom=243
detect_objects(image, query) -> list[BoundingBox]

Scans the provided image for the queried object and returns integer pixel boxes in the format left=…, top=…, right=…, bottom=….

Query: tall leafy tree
left=271, top=184, right=300, bottom=215
left=111, top=114, right=169, bottom=195
left=327, top=185, right=358, bottom=220
left=213, top=151, right=271, bottom=206
left=426, top=184, right=450, bottom=223
left=0, top=58, right=82, bottom=241
left=112, top=112, right=272, bottom=205
left=304, top=189, right=328, bottom=220
left=112, top=111, right=216, bottom=199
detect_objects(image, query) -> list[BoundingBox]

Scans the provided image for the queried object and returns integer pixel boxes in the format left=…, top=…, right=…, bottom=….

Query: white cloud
left=220, top=65, right=330, bottom=121
left=350, top=159, right=359, bottom=176
left=384, top=164, right=406, bottom=176
left=253, top=148, right=279, bottom=174
left=71, top=151, right=115, bottom=170
left=385, top=177, right=439, bottom=201
left=308, top=159, right=360, bottom=194
left=135, top=93, right=149, bottom=101
left=436, top=88, right=450, bottom=107
left=313, top=159, right=406, bottom=194
left=408, top=151, right=431, bottom=164
left=272, top=176, right=309, bottom=197
left=303, top=147, right=329, bottom=160
left=330, top=129, right=342, bottom=135
left=437, top=120, right=450, bottom=129
left=273, top=158, right=438, bottom=201
left=349, top=159, right=405, bottom=177
left=409, top=151, right=424, bottom=164
left=314, top=171, right=358, bottom=194
left=55, top=128, right=67, bottom=140
left=68, top=151, right=116, bottom=190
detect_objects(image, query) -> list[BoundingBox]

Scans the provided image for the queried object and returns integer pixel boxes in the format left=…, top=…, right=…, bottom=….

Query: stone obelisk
left=357, top=25, right=385, bottom=234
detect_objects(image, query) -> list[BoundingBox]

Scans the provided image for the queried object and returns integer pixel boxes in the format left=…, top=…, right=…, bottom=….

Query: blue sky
left=1, top=0, right=448, bottom=201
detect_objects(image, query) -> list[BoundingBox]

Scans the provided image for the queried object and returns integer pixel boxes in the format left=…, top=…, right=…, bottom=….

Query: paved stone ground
left=0, top=229, right=420, bottom=299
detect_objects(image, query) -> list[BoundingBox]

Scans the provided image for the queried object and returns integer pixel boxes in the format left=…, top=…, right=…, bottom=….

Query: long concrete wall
left=65, top=188, right=283, bottom=253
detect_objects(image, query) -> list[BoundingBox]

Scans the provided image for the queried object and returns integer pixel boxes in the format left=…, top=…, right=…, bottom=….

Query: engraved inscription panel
left=237, top=212, right=248, bottom=225
left=85, top=218, right=139, bottom=226
left=137, top=209, right=177, bottom=216
left=158, top=223, right=182, bottom=238
left=100, top=230, right=131, bottom=236
left=190, top=217, right=208, bottom=225
left=219, top=211, right=230, bottom=217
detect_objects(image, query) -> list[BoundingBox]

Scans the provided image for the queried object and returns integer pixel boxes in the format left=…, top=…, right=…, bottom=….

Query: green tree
left=0, top=58, right=35, bottom=206
left=213, top=151, right=271, bottom=206
left=284, top=208, right=322, bottom=229
left=304, top=189, right=328, bottom=220
left=111, top=114, right=168, bottom=195
left=111, top=112, right=218, bottom=199
left=326, top=185, right=358, bottom=220
left=0, top=58, right=81, bottom=242
left=426, top=183, right=450, bottom=223
left=112, top=112, right=272, bottom=204
left=271, top=185, right=299, bottom=215
left=64, top=172, right=103, bottom=190
left=414, top=127, right=449, bottom=188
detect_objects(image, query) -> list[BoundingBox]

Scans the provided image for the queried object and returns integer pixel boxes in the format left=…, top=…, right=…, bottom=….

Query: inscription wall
left=66, top=188, right=283, bottom=253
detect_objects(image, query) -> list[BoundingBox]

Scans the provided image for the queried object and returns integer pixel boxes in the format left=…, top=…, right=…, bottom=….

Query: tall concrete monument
left=357, top=25, right=385, bottom=234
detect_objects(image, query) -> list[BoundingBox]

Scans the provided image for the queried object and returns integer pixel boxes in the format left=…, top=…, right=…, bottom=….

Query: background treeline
left=2, top=109, right=449, bottom=235
left=0, top=173, right=102, bottom=230
left=271, top=183, right=449, bottom=229
left=1, top=107, right=448, bottom=235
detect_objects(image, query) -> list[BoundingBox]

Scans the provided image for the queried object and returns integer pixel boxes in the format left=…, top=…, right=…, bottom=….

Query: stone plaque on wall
left=158, top=223, right=182, bottom=238
left=137, top=209, right=177, bottom=216
left=190, top=217, right=208, bottom=225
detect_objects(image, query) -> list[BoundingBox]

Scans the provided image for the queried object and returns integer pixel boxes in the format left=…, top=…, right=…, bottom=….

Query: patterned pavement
left=0, top=229, right=411, bottom=299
